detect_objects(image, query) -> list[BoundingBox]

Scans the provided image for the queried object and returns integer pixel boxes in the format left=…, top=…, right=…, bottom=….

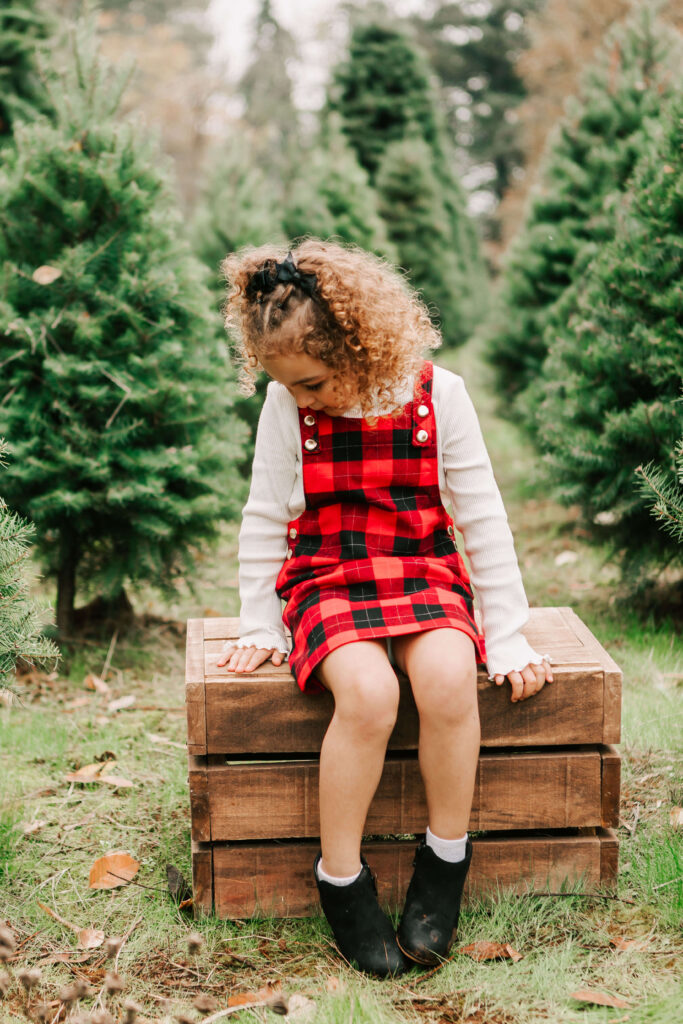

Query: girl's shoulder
left=431, top=363, right=467, bottom=398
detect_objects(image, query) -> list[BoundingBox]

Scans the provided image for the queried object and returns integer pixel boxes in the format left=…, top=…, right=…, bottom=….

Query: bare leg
left=392, top=628, right=479, bottom=838
left=315, top=640, right=400, bottom=877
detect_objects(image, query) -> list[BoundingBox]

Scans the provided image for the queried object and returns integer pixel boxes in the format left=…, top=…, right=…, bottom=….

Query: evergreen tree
left=534, top=95, right=683, bottom=581
left=0, top=0, right=54, bottom=141
left=485, top=7, right=680, bottom=412
left=376, top=135, right=472, bottom=346
left=1, top=440, right=59, bottom=690
left=636, top=439, right=683, bottom=547
left=328, top=20, right=486, bottom=343
left=284, top=113, right=397, bottom=259
left=0, top=18, right=247, bottom=634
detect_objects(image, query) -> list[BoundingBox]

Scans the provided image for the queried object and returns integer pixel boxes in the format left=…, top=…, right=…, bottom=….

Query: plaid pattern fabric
left=275, top=360, right=487, bottom=692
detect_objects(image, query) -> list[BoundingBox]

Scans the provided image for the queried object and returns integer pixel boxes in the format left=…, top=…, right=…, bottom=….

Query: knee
left=334, top=670, right=400, bottom=741
left=413, top=659, right=478, bottom=730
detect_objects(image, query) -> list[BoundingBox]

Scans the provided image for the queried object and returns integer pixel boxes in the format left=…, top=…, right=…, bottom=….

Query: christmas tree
left=327, top=19, right=486, bottom=344
left=0, top=17, right=247, bottom=634
left=485, top=6, right=679, bottom=413
left=1, top=440, right=59, bottom=690
left=0, top=0, right=54, bottom=141
left=533, top=94, right=683, bottom=581
left=636, top=440, right=683, bottom=547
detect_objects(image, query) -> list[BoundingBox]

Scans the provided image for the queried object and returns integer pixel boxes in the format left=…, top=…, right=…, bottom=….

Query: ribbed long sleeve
left=233, top=365, right=547, bottom=678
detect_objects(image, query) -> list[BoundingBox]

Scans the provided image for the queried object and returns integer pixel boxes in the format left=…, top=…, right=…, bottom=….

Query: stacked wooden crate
left=186, top=607, right=621, bottom=918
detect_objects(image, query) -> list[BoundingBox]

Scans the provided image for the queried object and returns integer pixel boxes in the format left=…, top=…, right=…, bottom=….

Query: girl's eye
left=308, top=382, right=323, bottom=391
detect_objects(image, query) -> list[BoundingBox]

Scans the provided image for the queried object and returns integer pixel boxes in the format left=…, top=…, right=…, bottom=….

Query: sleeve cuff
left=485, top=632, right=552, bottom=680
left=224, top=631, right=290, bottom=659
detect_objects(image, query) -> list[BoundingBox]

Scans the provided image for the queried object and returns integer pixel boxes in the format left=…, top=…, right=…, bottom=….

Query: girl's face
left=259, top=351, right=354, bottom=416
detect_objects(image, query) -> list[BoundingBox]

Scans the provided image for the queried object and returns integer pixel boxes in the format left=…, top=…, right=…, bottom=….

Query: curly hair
left=221, top=238, right=442, bottom=420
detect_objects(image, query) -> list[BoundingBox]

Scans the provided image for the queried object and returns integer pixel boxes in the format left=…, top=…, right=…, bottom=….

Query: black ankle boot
left=397, top=838, right=472, bottom=965
left=314, top=854, right=408, bottom=977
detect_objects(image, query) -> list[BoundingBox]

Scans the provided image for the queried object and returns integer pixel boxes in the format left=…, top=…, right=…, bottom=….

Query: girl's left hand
left=494, top=660, right=553, bottom=702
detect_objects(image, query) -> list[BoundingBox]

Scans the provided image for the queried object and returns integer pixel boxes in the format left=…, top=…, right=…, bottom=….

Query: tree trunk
left=56, top=532, right=79, bottom=636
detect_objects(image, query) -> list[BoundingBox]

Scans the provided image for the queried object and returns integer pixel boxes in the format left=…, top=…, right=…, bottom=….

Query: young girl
left=217, top=240, right=552, bottom=976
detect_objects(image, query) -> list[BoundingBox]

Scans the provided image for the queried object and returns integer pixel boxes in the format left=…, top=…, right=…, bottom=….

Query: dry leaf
left=107, top=695, right=136, bottom=713
left=89, top=851, right=140, bottom=889
left=32, top=265, right=62, bottom=284
left=97, top=774, right=134, bottom=788
left=65, top=762, right=115, bottom=782
left=325, top=976, right=343, bottom=993
left=147, top=732, right=186, bottom=750
left=228, top=993, right=263, bottom=1007
left=669, top=806, right=683, bottom=828
left=36, top=901, right=105, bottom=949
left=84, top=673, right=110, bottom=694
left=610, top=936, right=651, bottom=952
left=63, top=696, right=91, bottom=711
left=22, top=819, right=47, bottom=836
left=287, top=994, right=316, bottom=1021
left=457, top=940, right=523, bottom=962
left=570, top=989, right=630, bottom=1008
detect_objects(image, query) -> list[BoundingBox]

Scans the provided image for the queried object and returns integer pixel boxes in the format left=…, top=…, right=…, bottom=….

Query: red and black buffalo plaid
left=275, top=360, right=487, bottom=693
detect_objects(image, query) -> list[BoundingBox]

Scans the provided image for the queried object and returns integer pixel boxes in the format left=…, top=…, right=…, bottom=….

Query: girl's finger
left=217, top=644, right=236, bottom=667
left=508, top=670, right=524, bottom=702
left=494, top=674, right=505, bottom=685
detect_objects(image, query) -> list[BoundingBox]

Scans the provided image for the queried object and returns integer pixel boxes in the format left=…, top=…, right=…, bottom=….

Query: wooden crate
left=186, top=607, right=622, bottom=918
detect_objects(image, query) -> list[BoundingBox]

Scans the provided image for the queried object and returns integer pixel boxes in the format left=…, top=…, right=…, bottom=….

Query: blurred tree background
left=0, top=0, right=681, bottom=633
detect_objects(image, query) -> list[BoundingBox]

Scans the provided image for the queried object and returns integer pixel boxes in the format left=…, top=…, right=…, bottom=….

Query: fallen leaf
left=457, top=940, right=523, bottom=962
left=89, top=851, right=140, bottom=889
left=63, top=696, right=91, bottom=711
left=96, top=774, right=134, bottom=788
left=610, top=936, right=651, bottom=952
left=287, top=994, right=316, bottom=1021
left=570, top=989, right=630, bottom=1008
left=34, top=951, right=93, bottom=966
left=65, top=762, right=116, bottom=782
left=33, top=265, right=62, bottom=284
left=22, top=820, right=47, bottom=836
left=147, top=732, right=186, bottom=750
left=107, top=694, right=136, bottom=713
left=325, top=976, right=344, bottom=992
left=669, top=806, right=683, bottom=828
left=554, top=550, right=578, bottom=566
left=36, top=902, right=105, bottom=949
left=84, top=674, right=110, bottom=694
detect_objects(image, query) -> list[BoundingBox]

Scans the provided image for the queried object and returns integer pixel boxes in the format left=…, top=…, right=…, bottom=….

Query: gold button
left=286, top=549, right=293, bottom=559
left=416, top=429, right=429, bottom=443
left=447, top=524, right=454, bottom=536
left=417, top=404, right=429, bottom=417
left=304, top=438, right=318, bottom=451
left=303, top=414, right=316, bottom=426
left=289, top=527, right=298, bottom=539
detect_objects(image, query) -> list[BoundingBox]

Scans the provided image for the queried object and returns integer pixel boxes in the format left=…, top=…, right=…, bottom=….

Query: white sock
left=316, top=859, right=362, bottom=886
left=425, top=826, right=468, bottom=863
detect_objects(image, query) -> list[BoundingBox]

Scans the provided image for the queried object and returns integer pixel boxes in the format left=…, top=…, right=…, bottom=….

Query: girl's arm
left=434, top=368, right=551, bottom=690
left=218, top=382, right=298, bottom=670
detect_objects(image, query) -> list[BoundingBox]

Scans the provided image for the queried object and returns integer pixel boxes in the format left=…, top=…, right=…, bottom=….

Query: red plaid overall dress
left=275, top=361, right=487, bottom=693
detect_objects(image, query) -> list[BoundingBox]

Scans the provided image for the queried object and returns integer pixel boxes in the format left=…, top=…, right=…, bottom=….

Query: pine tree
left=0, top=0, right=54, bottom=141
left=485, top=6, right=680, bottom=413
left=0, top=18, right=247, bottom=634
left=636, top=439, right=683, bottom=547
left=533, top=94, right=683, bottom=581
left=1, top=440, right=59, bottom=690
left=327, top=19, right=486, bottom=343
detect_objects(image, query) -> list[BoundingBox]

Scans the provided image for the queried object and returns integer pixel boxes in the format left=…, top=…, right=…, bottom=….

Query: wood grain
left=191, top=839, right=213, bottom=917
left=191, top=748, right=608, bottom=841
left=185, top=619, right=206, bottom=755
left=210, top=830, right=618, bottom=917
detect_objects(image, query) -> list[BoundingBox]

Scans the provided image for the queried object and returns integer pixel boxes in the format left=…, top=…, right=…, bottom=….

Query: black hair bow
left=245, top=251, right=318, bottom=303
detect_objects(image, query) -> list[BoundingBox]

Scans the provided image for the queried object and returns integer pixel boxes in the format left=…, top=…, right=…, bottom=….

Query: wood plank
left=188, top=755, right=210, bottom=842
left=185, top=619, right=206, bottom=755
left=194, top=749, right=604, bottom=841
left=600, top=828, right=619, bottom=890
left=210, top=831, right=615, bottom=917
left=601, top=746, right=621, bottom=829
left=191, top=840, right=213, bottom=917
left=201, top=662, right=606, bottom=753
left=559, top=608, right=622, bottom=744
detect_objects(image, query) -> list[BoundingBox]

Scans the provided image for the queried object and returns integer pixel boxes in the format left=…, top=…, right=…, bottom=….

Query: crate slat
left=191, top=839, right=213, bottom=916
left=191, top=747, right=615, bottom=841
left=186, top=619, right=207, bottom=755
left=210, top=830, right=618, bottom=918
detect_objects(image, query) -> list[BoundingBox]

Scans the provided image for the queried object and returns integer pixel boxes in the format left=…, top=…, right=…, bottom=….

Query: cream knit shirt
left=234, top=363, right=548, bottom=679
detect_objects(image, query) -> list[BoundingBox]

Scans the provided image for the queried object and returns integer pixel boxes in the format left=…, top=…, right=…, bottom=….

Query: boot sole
left=396, top=936, right=445, bottom=966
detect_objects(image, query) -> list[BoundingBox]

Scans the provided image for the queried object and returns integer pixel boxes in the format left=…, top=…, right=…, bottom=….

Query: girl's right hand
left=216, top=643, right=286, bottom=674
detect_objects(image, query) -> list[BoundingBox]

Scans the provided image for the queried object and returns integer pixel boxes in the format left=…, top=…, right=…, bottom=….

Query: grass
left=1, top=337, right=682, bottom=1023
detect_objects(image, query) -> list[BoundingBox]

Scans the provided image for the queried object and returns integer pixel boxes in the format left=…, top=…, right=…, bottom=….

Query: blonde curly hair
left=221, top=238, right=442, bottom=420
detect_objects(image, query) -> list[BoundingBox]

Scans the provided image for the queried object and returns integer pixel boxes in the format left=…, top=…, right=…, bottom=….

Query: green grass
left=1, top=336, right=681, bottom=1023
